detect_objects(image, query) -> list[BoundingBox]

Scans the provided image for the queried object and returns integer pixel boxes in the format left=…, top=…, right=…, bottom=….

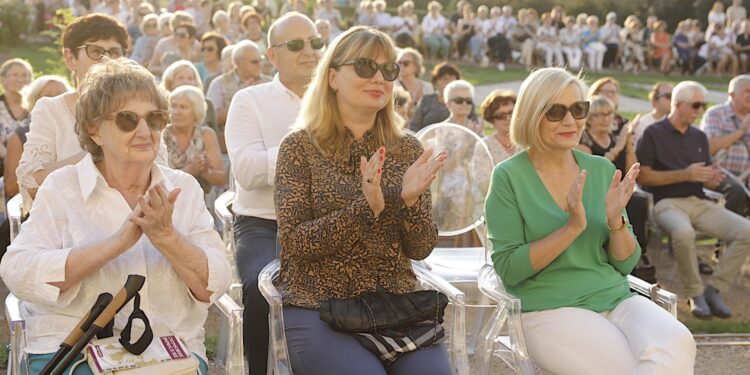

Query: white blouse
left=17, top=94, right=169, bottom=212
left=422, top=14, right=447, bottom=37
left=0, top=154, right=231, bottom=360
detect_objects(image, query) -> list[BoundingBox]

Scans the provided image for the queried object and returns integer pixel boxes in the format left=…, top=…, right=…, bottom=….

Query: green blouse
left=484, top=149, right=640, bottom=313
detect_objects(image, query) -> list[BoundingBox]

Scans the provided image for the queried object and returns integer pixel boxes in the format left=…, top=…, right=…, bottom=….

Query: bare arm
left=198, top=128, right=227, bottom=186
left=3, top=133, right=23, bottom=198
left=707, top=127, right=749, bottom=154
left=637, top=165, right=689, bottom=186
left=151, top=230, right=212, bottom=302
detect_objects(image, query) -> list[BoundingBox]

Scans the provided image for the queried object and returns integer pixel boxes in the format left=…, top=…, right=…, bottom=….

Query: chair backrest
left=7, top=194, right=23, bottom=243
left=415, top=123, right=494, bottom=237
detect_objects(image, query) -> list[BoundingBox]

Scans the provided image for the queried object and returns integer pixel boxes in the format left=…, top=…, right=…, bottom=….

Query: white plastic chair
left=414, top=123, right=495, bottom=355
left=4, top=193, right=245, bottom=375
left=258, top=259, right=470, bottom=375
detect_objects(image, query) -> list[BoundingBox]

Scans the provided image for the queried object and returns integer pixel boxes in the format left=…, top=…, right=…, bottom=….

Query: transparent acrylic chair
left=5, top=194, right=28, bottom=375
left=4, top=192, right=245, bottom=375
left=258, top=259, right=470, bottom=375
left=256, top=127, right=473, bottom=374
left=476, top=203, right=678, bottom=374
left=414, top=123, right=496, bottom=356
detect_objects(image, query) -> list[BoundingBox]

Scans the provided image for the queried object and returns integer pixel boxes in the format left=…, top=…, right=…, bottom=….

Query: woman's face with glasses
left=397, top=54, right=417, bottom=78
left=586, top=105, right=615, bottom=133
left=201, top=40, right=220, bottom=62
left=65, top=38, right=124, bottom=80
left=447, top=87, right=473, bottom=118
left=329, top=53, right=395, bottom=114
left=92, top=98, right=163, bottom=165
left=538, top=84, right=587, bottom=151
left=491, top=102, right=515, bottom=134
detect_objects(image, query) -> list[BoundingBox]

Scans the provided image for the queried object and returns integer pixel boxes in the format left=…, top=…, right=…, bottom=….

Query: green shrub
left=0, top=0, right=32, bottom=45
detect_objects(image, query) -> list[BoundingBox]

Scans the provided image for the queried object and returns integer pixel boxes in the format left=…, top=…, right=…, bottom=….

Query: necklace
left=495, top=133, right=513, bottom=149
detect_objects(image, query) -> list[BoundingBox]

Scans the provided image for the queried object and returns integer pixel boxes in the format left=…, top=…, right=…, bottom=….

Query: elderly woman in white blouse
left=15, top=14, right=167, bottom=212
left=0, top=58, right=230, bottom=375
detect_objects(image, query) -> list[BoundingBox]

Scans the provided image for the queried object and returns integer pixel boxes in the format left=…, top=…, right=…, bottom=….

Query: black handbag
left=319, top=287, right=449, bottom=364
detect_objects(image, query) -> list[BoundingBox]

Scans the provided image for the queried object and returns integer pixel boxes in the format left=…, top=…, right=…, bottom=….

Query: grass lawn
left=426, top=64, right=733, bottom=99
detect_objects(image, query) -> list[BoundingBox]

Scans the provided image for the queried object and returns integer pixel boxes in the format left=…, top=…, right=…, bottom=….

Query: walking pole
left=38, top=292, right=113, bottom=375
left=45, top=274, right=146, bottom=375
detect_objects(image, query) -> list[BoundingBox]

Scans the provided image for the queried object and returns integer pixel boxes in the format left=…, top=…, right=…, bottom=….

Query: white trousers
left=522, top=296, right=696, bottom=375
left=561, top=46, right=582, bottom=69
left=585, top=42, right=607, bottom=71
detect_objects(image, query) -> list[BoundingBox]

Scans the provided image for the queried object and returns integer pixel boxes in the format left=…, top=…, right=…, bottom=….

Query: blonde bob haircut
left=76, top=59, right=168, bottom=162
left=510, top=67, right=588, bottom=151
left=169, top=85, right=207, bottom=125
left=296, top=26, right=403, bottom=153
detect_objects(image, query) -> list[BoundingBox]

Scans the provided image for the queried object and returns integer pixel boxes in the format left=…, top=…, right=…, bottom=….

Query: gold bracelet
left=607, top=215, right=627, bottom=233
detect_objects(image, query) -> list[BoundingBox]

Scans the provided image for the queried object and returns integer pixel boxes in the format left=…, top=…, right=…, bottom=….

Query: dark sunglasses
left=176, top=31, right=191, bottom=39
left=493, top=110, right=513, bottom=121
left=271, top=37, right=325, bottom=51
left=106, top=110, right=169, bottom=132
left=337, top=58, right=400, bottom=81
left=690, top=101, right=707, bottom=110
left=656, top=92, right=672, bottom=100
left=77, top=45, right=126, bottom=60
left=398, top=60, right=412, bottom=67
left=451, top=97, right=473, bottom=105
left=201, top=46, right=216, bottom=52
left=545, top=101, right=590, bottom=121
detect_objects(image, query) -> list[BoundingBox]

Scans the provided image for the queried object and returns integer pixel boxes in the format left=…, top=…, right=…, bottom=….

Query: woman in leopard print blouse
left=274, top=26, right=452, bottom=375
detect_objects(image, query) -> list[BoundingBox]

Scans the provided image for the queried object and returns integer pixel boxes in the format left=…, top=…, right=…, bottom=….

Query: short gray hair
left=671, top=81, right=707, bottom=108
left=169, top=85, right=207, bottom=125
left=232, top=40, right=261, bottom=64
left=140, top=14, right=158, bottom=34
left=212, top=10, right=228, bottom=26
left=22, top=75, right=72, bottom=111
left=160, top=60, right=202, bottom=91
left=729, top=74, right=750, bottom=94
left=444, top=80, right=475, bottom=101
left=76, top=59, right=167, bottom=162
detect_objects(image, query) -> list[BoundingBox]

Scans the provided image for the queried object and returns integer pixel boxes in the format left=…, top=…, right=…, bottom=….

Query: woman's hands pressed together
left=130, top=184, right=182, bottom=244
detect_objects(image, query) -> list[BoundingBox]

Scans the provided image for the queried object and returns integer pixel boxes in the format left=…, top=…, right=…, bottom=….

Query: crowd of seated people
left=1, top=1, right=749, bottom=374
left=19, top=0, right=750, bottom=76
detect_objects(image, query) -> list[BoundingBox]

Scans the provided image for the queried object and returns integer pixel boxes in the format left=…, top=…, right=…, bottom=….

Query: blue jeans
left=27, top=352, right=208, bottom=374
left=234, top=215, right=279, bottom=375
left=283, top=307, right=453, bottom=375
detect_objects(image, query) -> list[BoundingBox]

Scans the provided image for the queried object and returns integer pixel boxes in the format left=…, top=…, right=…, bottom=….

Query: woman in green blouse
left=484, top=68, right=695, bottom=374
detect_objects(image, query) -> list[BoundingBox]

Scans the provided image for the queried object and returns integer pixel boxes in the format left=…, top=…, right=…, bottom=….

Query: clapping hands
left=359, top=146, right=448, bottom=218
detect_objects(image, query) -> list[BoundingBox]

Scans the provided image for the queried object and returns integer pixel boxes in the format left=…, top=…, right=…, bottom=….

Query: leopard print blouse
left=275, top=128, right=438, bottom=310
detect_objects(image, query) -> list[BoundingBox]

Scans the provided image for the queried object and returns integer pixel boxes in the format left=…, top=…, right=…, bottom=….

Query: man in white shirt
left=224, top=12, right=322, bottom=375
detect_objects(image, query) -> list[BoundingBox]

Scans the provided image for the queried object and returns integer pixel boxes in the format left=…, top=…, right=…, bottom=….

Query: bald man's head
left=267, top=12, right=316, bottom=47
left=266, top=12, right=321, bottom=85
